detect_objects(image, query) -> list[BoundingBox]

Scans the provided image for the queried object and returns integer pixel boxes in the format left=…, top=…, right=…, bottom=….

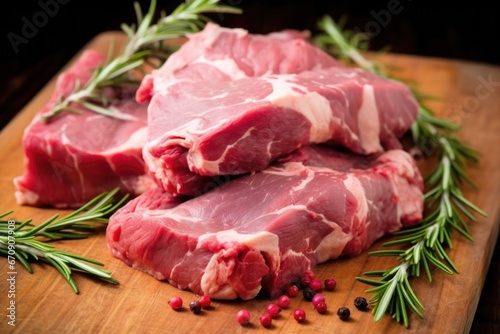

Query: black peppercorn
left=337, top=307, right=350, bottom=320
left=302, top=287, right=317, bottom=301
left=354, top=297, right=368, bottom=311
left=189, top=300, right=202, bottom=314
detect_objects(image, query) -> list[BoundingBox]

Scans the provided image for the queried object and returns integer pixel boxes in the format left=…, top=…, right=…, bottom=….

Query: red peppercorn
left=310, top=279, right=322, bottom=292
left=293, top=308, right=306, bottom=323
left=198, top=295, right=211, bottom=308
left=278, top=295, right=291, bottom=309
left=259, top=313, right=272, bottom=327
left=315, top=301, right=328, bottom=314
left=236, top=309, right=251, bottom=325
left=287, top=285, right=299, bottom=297
left=324, top=278, right=337, bottom=291
left=312, top=294, right=326, bottom=307
left=305, top=270, right=315, bottom=280
left=266, top=303, right=281, bottom=318
left=300, top=275, right=311, bottom=288
left=168, top=296, right=183, bottom=310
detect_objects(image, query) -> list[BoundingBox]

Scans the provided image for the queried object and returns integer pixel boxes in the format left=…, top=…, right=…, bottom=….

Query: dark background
left=0, top=1, right=498, bottom=331
left=1, top=0, right=499, bottom=129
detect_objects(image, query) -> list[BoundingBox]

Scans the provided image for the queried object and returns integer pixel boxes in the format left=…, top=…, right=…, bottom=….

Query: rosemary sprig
left=0, top=188, right=129, bottom=294
left=41, top=0, right=241, bottom=122
left=315, top=15, right=487, bottom=327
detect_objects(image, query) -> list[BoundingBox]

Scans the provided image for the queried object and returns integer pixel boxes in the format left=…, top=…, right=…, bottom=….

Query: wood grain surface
left=0, top=32, right=499, bottom=334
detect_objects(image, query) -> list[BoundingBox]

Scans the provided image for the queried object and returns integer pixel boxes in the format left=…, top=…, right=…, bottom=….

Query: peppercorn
left=354, top=297, right=368, bottom=311
left=324, top=278, right=337, bottom=291
left=293, top=308, right=306, bottom=323
left=311, top=294, right=326, bottom=307
left=189, top=300, right=202, bottom=314
left=302, top=287, right=317, bottom=302
left=309, top=279, right=322, bottom=292
left=315, top=301, right=328, bottom=314
left=199, top=295, right=212, bottom=309
left=278, top=295, right=291, bottom=308
left=337, top=307, right=350, bottom=320
left=259, top=313, right=272, bottom=327
left=236, top=309, right=251, bottom=325
left=266, top=303, right=281, bottom=318
left=168, top=296, right=183, bottom=310
left=287, top=285, right=300, bottom=297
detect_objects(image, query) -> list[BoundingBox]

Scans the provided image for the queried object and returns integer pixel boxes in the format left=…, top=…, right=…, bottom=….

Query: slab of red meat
left=107, top=145, right=423, bottom=300
left=14, top=50, right=154, bottom=208
left=136, top=23, right=340, bottom=102
left=145, top=66, right=418, bottom=196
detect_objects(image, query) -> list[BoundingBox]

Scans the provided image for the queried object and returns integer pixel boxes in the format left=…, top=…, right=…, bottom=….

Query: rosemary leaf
left=41, top=0, right=242, bottom=122
left=315, top=15, right=487, bottom=327
left=0, top=187, right=129, bottom=293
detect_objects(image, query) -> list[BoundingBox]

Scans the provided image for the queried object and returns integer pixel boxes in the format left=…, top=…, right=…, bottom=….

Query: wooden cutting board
left=1, top=32, right=499, bottom=334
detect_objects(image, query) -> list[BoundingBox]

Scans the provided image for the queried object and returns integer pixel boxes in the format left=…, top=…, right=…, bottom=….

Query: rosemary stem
left=15, top=244, right=46, bottom=258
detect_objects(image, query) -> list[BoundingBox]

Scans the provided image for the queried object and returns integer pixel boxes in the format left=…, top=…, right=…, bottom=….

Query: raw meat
left=14, top=50, right=154, bottom=208
left=107, top=145, right=423, bottom=300
left=144, top=66, right=418, bottom=196
left=136, top=23, right=340, bottom=102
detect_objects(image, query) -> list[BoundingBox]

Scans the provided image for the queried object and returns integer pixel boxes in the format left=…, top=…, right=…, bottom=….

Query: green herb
left=0, top=188, right=129, bottom=294
left=315, top=15, right=487, bottom=327
left=40, top=0, right=241, bottom=123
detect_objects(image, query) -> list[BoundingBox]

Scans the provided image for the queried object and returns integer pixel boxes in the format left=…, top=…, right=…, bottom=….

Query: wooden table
left=1, top=32, right=499, bottom=333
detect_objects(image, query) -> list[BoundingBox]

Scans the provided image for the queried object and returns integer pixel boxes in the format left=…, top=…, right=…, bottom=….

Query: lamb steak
left=107, top=145, right=423, bottom=300
left=14, top=50, right=153, bottom=208
left=144, top=66, right=418, bottom=196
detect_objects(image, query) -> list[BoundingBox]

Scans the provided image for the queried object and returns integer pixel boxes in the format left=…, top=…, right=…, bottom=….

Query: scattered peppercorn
left=236, top=309, right=251, bottom=325
left=337, top=307, right=350, bottom=321
left=354, top=297, right=368, bottom=311
left=311, top=294, right=326, bottom=307
left=199, top=295, right=211, bottom=309
left=309, top=279, right=322, bottom=292
left=278, top=295, right=291, bottom=309
left=300, top=275, right=311, bottom=288
left=266, top=303, right=281, bottom=318
left=259, top=313, right=272, bottom=327
left=287, top=285, right=299, bottom=297
left=324, top=278, right=337, bottom=291
left=293, top=308, right=307, bottom=323
left=189, top=300, right=202, bottom=314
left=168, top=296, right=183, bottom=310
left=315, top=301, right=328, bottom=314
left=302, top=287, right=317, bottom=302
left=300, top=270, right=315, bottom=288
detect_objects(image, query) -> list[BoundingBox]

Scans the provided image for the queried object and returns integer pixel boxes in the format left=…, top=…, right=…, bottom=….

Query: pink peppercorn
left=266, top=303, right=281, bottom=318
left=168, top=296, right=183, bottom=310
left=278, top=295, right=291, bottom=308
left=310, top=279, right=322, bottom=292
left=315, top=301, right=328, bottom=314
left=312, top=294, right=326, bottom=307
left=198, top=295, right=211, bottom=308
left=324, top=278, right=337, bottom=291
left=236, top=309, right=251, bottom=325
left=259, top=313, right=272, bottom=327
left=293, top=308, right=306, bottom=323
left=287, top=285, right=299, bottom=297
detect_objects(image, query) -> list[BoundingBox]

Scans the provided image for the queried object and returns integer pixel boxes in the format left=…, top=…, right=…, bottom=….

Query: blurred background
left=0, top=1, right=498, bottom=330
left=1, top=0, right=499, bottom=129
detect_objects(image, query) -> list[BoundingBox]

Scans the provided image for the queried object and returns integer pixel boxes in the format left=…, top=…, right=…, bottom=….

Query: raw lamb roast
left=14, top=50, right=154, bottom=208
left=107, top=145, right=423, bottom=300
